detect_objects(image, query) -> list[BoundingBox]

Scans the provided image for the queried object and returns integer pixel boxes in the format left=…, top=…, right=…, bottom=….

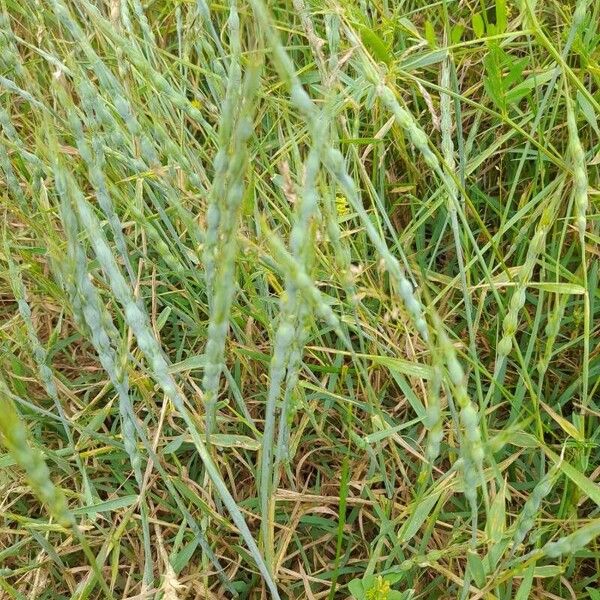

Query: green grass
left=0, top=0, right=599, bottom=598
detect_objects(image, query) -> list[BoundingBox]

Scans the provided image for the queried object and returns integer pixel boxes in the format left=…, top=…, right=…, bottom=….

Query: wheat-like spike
left=203, top=1, right=243, bottom=306
left=51, top=150, right=280, bottom=598
left=0, top=380, right=73, bottom=528
left=259, top=103, right=328, bottom=562
left=6, top=252, right=93, bottom=496
left=59, top=88, right=136, bottom=283
left=202, top=27, right=261, bottom=435
left=543, top=519, right=600, bottom=558
left=511, top=464, right=561, bottom=553
left=57, top=188, right=144, bottom=488
left=56, top=191, right=234, bottom=588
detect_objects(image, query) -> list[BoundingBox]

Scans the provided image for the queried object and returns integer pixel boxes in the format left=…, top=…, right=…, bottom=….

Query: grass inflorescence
left=0, top=0, right=598, bottom=598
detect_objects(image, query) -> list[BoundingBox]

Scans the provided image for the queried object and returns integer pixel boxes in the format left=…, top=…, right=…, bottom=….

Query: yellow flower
left=336, top=194, right=350, bottom=217
left=365, top=576, right=391, bottom=600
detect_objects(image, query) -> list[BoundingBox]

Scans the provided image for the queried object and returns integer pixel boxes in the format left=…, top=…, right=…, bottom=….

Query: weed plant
left=0, top=0, right=598, bottom=598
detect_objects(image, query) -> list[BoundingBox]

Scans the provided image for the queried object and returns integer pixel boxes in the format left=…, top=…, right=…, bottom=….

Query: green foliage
left=0, top=0, right=598, bottom=598
left=348, top=574, right=413, bottom=600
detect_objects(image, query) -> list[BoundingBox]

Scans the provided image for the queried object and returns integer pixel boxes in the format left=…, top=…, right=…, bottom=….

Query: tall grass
left=0, top=0, right=598, bottom=598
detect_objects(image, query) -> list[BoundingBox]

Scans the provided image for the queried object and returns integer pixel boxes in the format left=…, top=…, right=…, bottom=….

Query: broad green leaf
left=451, top=23, right=464, bottom=44
left=533, top=565, right=564, bottom=577
left=167, top=434, right=260, bottom=451
left=210, top=434, right=260, bottom=451
left=348, top=578, right=365, bottom=599
left=363, top=354, right=434, bottom=380
left=473, top=13, right=485, bottom=38
left=357, top=25, right=391, bottom=65
left=467, top=550, right=486, bottom=587
left=587, top=587, right=600, bottom=600
left=485, top=539, right=510, bottom=572
left=168, top=354, right=205, bottom=373
left=156, top=306, right=171, bottom=331
left=483, top=46, right=506, bottom=112
left=539, top=400, right=584, bottom=442
left=398, top=17, right=420, bottom=38
left=171, top=537, right=199, bottom=574
left=164, top=435, right=185, bottom=453
left=398, top=492, right=441, bottom=542
left=506, top=70, right=555, bottom=105
left=515, top=564, right=535, bottom=600
left=496, top=0, right=508, bottom=32
left=529, top=282, right=586, bottom=295
left=365, top=415, right=422, bottom=444
left=486, top=481, right=506, bottom=544
left=577, top=90, right=600, bottom=135
left=400, top=49, right=447, bottom=71
left=382, top=573, right=404, bottom=585
left=424, top=20, right=436, bottom=47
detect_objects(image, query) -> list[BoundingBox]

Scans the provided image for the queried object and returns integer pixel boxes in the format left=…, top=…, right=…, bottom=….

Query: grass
left=0, top=0, right=599, bottom=598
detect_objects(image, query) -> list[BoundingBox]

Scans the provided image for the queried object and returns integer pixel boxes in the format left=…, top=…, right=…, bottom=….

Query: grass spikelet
left=248, top=0, right=430, bottom=343
left=5, top=251, right=92, bottom=498
left=258, top=95, right=331, bottom=566
left=58, top=193, right=232, bottom=585
left=565, top=92, right=590, bottom=419
left=489, top=189, right=561, bottom=408
left=202, top=29, right=261, bottom=435
left=567, top=101, right=588, bottom=242
left=75, top=0, right=213, bottom=129
left=261, top=226, right=347, bottom=340
left=0, top=382, right=73, bottom=528
left=511, top=462, right=561, bottom=553
left=434, top=317, right=484, bottom=542
left=202, top=2, right=242, bottom=306
left=543, top=519, right=600, bottom=558
left=536, top=294, right=567, bottom=380
left=424, top=361, right=444, bottom=466
left=0, top=382, right=114, bottom=599
left=0, top=138, right=25, bottom=204
left=325, top=149, right=429, bottom=340
left=61, top=86, right=135, bottom=282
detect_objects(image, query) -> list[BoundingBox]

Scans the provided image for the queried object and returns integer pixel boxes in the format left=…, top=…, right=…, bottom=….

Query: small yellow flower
left=336, top=194, right=350, bottom=217
left=365, top=576, right=391, bottom=600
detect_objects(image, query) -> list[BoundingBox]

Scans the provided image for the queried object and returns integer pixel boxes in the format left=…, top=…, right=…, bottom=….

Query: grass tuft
left=0, top=0, right=598, bottom=598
